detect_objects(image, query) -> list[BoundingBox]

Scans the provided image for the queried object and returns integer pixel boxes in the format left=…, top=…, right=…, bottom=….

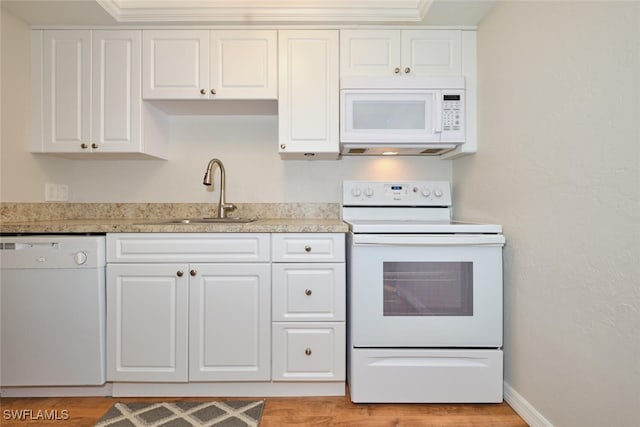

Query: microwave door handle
left=434, top=92, right=443, bottom=134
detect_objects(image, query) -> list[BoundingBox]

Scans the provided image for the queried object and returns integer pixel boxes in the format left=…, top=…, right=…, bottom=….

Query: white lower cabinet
left=189, top=263, right=270, bottom=381
left=107, top=263, right=189, bottom=382
left=271, top=234, right=346, bottom=382
left=272, top=323, right=345, bottom=381
left=106, top=232, right=346, bottom=394
left=106, top=234, right=271, bottom=383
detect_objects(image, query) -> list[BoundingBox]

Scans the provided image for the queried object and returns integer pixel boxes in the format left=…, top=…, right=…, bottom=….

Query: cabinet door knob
left=305, top=348, right=312, bottom=356
left=80, top=143, right=88, bottom=149
left=200, top=89, right=206, bottom=95
left=91, top=143, right=98, bottom=149
left=304, top=245, right=311, bottom=253
left=404, top=67, right=411, bottom=74
left=394, top=67, right=400, bottom=74
left=305, top=288, right=312, bottom=296
left=280, top=144, right=286, bottom=150
left=211, top=89, right=216, bottom=95
left=176, top=270, right=184, bottom=277
left=190, top=269, right=197, bottom=277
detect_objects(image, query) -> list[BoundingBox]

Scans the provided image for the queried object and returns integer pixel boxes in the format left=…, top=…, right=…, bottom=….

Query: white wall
left=0, top=9, right=452, bottom=204
left=454, top=2, right=640, bottom=426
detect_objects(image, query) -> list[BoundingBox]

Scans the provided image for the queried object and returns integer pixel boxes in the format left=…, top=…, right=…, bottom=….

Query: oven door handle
left=352, top=234, right=505, bottom=247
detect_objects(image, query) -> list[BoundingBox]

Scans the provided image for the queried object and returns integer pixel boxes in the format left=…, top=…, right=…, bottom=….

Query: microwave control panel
left=442, top=91, right=464, bottom=133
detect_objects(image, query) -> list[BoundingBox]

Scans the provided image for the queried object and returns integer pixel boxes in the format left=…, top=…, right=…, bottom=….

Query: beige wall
left=0, top=9, right=451, bottom=203
left=1, top=9, right=74, bottom=202
left=454, top=2, right=640, bottom=426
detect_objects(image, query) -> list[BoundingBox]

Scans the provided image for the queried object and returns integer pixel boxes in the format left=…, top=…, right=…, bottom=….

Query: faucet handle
left=222, top=203, right=236, bottom=212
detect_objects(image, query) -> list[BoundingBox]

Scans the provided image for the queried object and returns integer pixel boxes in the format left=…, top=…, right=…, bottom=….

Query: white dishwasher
left=0, top=235, right=106, bottom=387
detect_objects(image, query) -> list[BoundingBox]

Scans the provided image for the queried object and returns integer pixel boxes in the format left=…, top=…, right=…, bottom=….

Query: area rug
left=95, top=400, right=264, bottom=427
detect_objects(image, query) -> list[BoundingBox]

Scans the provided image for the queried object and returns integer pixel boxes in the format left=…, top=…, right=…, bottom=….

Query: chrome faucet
left=203, top=158, right=236, bottom=219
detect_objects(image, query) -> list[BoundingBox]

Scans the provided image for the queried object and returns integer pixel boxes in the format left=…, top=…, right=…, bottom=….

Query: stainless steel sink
left=138, top=217, right=255, bottom=225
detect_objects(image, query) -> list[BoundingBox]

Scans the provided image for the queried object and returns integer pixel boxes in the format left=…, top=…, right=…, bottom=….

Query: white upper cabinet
left=40, top=30, right=91, bottom=152
left=92, top=31, right=142, bottom=153
left=212, top=31, right=277, bottom=99
left=142, top=30, right=277, bottom=100
left=340, top=30, right=462, bottom=77
left=278, top=30, right=340, bottom=160
left=32, top=30, right=168, bottom=159
left=142, top=30, right=208, bottom=99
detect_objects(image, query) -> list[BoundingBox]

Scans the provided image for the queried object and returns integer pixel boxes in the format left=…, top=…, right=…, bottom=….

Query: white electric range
left=342, top=180, right=505, bottom=403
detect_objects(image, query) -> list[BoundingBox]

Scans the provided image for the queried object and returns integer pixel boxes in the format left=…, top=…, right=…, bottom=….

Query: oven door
left=348, top=234, right=504, bottom=348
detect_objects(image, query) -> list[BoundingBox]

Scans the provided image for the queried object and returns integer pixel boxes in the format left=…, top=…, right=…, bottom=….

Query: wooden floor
left=0, top=392, right=528, bottom=427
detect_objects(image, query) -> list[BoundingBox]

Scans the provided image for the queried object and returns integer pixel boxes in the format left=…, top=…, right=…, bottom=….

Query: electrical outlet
left=45, top=183, right=69, bottom=202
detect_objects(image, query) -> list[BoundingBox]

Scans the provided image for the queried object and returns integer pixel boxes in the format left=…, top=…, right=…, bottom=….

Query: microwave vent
left=348, top=148, right=367, bottom=154
left=420, top=148, right=446, bottom=155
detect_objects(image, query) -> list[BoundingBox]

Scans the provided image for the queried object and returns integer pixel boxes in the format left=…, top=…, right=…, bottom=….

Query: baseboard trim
left=0, top=384, right=113, bottom=398
left=504, top=382, right=554, bottom=427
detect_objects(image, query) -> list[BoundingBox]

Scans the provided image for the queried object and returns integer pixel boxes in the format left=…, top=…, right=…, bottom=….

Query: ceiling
left=1, top=0, right=496, bottom=26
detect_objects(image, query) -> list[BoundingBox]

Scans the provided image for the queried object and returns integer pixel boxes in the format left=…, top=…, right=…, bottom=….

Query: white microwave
left=340, top=76, right=465, bottom=155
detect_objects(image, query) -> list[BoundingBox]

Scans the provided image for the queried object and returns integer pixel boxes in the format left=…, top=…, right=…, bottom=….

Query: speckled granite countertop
left=0, top=203, right=348, bottom=234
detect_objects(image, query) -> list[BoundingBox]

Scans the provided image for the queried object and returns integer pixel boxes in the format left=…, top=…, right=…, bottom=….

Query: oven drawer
left=273, top=263, right=345, bottom=321
left=272, top=323, right=346, bottom=381
left=272, top=234, right=345, bottom=262
left=349, top=348, right=503, bottom=403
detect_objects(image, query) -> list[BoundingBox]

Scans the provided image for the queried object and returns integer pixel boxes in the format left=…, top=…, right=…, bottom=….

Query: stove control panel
left=343, top=181, right=451, bottom=206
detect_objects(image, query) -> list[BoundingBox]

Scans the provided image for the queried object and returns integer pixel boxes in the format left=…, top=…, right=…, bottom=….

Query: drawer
left=272, top=323, right=345, bottom=381
left=272, top=263, right=345, bottom=321
left=107, top=233, right=270, bottom=263
left=272, top=234, right=345, bottom=262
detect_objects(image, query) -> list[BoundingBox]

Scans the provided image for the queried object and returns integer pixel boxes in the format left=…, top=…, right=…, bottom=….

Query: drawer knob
left=176, top=270, right=184, bottom=277
left=305, top=289, right=312, bottom=296
left=91, top=143, right=98, bottom=149
left=405, top=67, right=411, bottom=74
left=200, top=89, right=206, bottom=95
left=394, top=67, right=400, bottom=74
left=190, top=269, right=197, bottom=277
left=304, top=245, right=312, bottom=253
left=211, top=88, right=216, bottom=95
left=305, top=348, right=312, bottom=356
left=80, top=143, right=88, bottom=149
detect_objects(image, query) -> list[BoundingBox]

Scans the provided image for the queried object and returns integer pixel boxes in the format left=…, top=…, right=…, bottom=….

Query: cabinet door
left=211, top=30, right=277, bottom=99
left=142, top=30, right=209, bottom=99
left=107, top=263, right=189, bottom=382
left=401, top=30, right=462, bottom=76
left=42, top=30, right=91, bottom=152
left=340, top=30, right=401, bottom=77
left=189, top=263, right=271, bottom=381
left=278, top=30, right=339, bottom=159
left=92, top=30, right=141, bottom=153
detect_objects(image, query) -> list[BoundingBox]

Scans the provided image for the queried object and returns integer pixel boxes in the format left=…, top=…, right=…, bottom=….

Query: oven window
left=383, top=262, right=473, bottom=316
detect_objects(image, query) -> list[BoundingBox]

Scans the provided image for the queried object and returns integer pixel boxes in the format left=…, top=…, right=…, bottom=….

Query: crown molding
left=95, top=0, right=433, bottom=23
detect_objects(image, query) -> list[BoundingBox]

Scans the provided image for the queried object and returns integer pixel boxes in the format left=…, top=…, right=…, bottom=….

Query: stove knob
left=364, top=187, right=374, bottom=197
left=351, top=186, right=362, bottom=197
left=434, top=188, right=443, bottom=198
left=421, top=188, right=431, bottom=197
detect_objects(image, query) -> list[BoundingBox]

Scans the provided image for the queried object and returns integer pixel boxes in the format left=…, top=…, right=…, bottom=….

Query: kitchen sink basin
left=139, top=217, right=255, bottom=225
